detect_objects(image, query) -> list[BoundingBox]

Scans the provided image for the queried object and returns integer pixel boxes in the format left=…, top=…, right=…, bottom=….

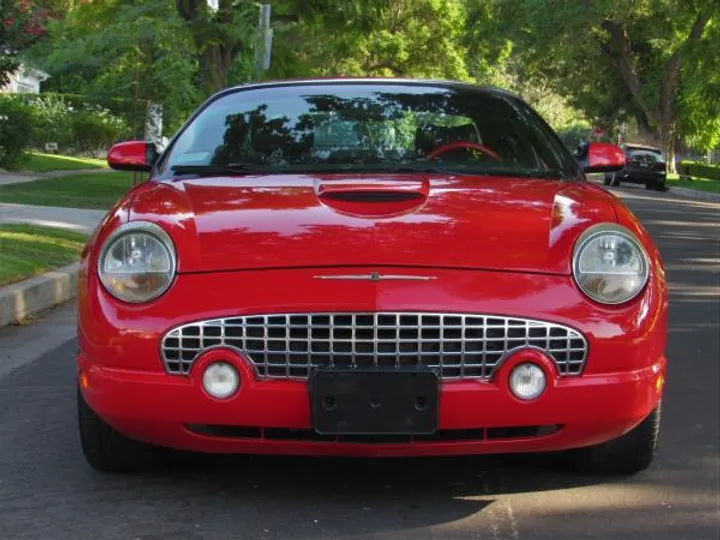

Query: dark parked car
left=604, top=144, right=667, bottom=190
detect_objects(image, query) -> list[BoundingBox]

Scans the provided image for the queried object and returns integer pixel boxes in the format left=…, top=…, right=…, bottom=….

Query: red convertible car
left=77, top=79, right=667, bottom=475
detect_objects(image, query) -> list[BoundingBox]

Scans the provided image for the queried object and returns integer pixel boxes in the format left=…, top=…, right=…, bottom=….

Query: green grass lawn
left=24, top=152, right=108, bottom=173
left=0, top=171, right=134, bottom=210
left=666, top=174, right=720, bottom=194
left=0, top=224, right=87, bottom=286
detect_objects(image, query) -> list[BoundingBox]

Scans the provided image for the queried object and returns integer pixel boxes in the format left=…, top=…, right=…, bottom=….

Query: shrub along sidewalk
left=0, top=224, right=86, bottom=287
left=0, top=171, right=134, bottom=210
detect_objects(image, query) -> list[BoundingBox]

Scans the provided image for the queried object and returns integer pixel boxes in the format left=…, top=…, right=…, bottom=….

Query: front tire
left=77, top=384, right=167, bottom=473
left=565, top=402, right=661, bottom=475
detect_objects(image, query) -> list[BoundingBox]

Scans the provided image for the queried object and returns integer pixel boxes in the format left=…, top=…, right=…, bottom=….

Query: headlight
left=572, top=223, right=650, bottom=304
left=97, top=222, right=176, bottom=303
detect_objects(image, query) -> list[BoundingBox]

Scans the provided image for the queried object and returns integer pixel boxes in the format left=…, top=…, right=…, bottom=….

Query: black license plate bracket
left=309, top=369, right=439, bottom=436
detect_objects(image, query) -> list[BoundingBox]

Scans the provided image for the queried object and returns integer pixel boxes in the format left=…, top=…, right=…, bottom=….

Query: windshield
left=627, top=148, right=664, bottom=163
left=157, top=83, right=580, bottom=179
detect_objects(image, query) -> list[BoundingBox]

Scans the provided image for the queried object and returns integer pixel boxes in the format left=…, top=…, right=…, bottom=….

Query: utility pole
left=255, top=4, right=272, bottom=71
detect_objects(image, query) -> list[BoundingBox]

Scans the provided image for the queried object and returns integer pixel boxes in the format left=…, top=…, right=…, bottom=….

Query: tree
left=677, top=16, right=720, bottom=153
left=175, top=0, right=258, bottom=96
left=269, top=0, right=471, bottom=81
left=0, top=0, right=51, bottom=86
left=470, top=0, right=718, bottom=171
left=30, top=0, right=201, bottom=135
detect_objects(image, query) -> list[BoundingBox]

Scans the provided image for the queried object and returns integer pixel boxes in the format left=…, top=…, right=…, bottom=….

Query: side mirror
left=107, top=141, right=159, bottom=172
left=575, top=142, right=625, bottom=173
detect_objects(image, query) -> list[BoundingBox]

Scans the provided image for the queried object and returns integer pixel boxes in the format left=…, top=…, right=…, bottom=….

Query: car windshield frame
left=154, top=80, right=583, bottom=181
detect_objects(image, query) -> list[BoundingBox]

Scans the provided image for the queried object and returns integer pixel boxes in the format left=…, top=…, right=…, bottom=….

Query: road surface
left=0, top=185, right=718, bottom=540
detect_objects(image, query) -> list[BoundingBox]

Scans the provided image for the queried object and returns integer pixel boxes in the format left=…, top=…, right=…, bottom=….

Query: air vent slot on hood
left=320, top=190, right=424, bottom=202
left=314, top=177, right=430, bottom=218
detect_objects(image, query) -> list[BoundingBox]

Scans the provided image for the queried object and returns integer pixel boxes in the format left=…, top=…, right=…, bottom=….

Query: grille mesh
left=161, top=313, right=587, bottom=379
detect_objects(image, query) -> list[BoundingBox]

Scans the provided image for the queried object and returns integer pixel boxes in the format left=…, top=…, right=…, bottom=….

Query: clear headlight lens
left=98, top=222, right=176, bottom=303
left=573, top=224, right=649, bottom=304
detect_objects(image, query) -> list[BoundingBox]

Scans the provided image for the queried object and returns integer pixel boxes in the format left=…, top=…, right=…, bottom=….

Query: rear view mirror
left=575, top=142, right=625, bottom=173
left=107, top=141, right=159, bottom=172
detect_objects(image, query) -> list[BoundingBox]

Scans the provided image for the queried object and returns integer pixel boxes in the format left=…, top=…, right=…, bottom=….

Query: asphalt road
left=1, top=184, right=718, bottom=540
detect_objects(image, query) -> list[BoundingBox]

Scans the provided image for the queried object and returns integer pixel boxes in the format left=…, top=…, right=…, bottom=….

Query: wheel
left=645, top=181, right=654, bottom=190
left=77, top=384, right=167, bottom=473
left=611, top=174, right=621, bottom=187
left=564, top=402, right=661, bottom=475
left=603, top=174, right=612, bottom=186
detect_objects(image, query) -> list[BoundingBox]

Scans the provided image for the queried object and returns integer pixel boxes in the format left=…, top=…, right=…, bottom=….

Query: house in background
left=0, top=64, right=50, bottom=94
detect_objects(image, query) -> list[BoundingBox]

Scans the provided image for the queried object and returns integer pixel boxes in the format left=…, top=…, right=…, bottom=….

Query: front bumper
left=79, top=347, right=665, bottom=456
left=617, top=169, right=666, bottom=183
left=77, top=266, right=668, bottom=457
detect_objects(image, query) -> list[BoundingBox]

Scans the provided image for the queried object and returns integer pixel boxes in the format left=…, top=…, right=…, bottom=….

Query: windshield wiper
left=170, top=164, right=266, bottom=177
left=511, top=169, right=577, bottom=180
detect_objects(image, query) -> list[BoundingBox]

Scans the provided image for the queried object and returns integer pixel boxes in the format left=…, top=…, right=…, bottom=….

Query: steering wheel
left=427, top=141, right=501, bottom=161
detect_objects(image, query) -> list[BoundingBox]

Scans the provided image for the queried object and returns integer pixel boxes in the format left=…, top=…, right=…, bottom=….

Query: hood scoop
left=315, top=177, right=429, bottom=218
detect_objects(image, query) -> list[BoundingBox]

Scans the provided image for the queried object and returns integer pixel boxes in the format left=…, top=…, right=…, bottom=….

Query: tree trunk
left=176, top=0, right=243, bottom=97
left=199, top=46, right=232, bottom=96
left=601, top=11, right=711, bottom=175
left=659, top=121, right=677, bottom=174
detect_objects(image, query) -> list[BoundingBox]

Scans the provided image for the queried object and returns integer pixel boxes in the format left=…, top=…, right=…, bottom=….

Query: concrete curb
left=588, top=176, right=720, bottom=203
left=666, top=186, right=720, bottom=202
left=0, top=263, right=79, bottom=327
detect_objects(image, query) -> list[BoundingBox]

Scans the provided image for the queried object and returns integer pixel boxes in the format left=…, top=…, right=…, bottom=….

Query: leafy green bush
left=11, top=92, right=146, bottom=144
left=68, top=107, right=130, bottom=158
left=0, top=97, right=35, bottom=171
left=25, top=93, right=74, bottom=149
left=678, top=160, right=720, bottom=181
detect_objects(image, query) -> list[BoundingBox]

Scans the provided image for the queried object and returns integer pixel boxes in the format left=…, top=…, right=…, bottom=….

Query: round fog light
left=509, top=363, right=546, bottom=400
left=202, top=362, right=240, bottom=399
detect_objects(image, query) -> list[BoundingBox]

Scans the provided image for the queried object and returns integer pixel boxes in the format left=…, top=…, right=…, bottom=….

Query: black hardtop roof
left=624, top=143, right=662, bottom=152
left=213, top=77, right=523, bottom=101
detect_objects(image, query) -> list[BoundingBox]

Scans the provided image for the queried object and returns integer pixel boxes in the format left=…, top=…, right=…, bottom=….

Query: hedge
left=1, top=93, right=133, bottom=161
left=6, top=92, right=147, bottom=138
left=678, top=161, right=720, bottom=181
left=0, top=97, right=35, bottom=170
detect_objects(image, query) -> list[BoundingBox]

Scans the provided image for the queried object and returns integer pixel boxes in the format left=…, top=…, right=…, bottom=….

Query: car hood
left=127, top=173, right=619, bottom=276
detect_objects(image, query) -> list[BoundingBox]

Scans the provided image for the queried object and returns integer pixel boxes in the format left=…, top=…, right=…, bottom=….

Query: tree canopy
left=468, top=0, right=718, bottom=168
left=14, top=0, right=719, bottom=159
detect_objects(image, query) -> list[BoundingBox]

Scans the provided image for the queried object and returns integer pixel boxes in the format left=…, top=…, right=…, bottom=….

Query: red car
left=77, top=79, right=667, bottom=475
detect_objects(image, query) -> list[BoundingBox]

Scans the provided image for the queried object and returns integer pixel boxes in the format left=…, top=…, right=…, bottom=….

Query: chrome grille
left=161, top=313, right=588, bottom=379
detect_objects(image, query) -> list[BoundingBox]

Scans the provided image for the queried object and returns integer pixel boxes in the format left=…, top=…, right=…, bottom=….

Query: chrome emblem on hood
left=314, top=272, right=436, bottom=281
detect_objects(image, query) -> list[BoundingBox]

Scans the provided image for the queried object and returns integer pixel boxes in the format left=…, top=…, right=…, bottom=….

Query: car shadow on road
left=85, top=450, right=617, bottom=535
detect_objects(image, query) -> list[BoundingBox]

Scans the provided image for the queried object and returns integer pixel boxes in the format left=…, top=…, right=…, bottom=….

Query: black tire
left=645, top=181, right=654, bottom=190
left=565, top=402, right=661, bottom=475
left=77, top=385, right=167, bottom=473
left=603, top=174, right=612, bottom=186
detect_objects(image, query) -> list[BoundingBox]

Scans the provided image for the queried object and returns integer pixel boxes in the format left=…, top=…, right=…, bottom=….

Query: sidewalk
left=0, top=167, right=114, bottom=186
left=0, top=202, right=106, bottom=235
left=587, top=174, right=720, bottom=202
left=0, top=167, right=111, bottom=326
left=0, top=202, right=104, bottom=326
left=0, top=167, right=111, bottom=234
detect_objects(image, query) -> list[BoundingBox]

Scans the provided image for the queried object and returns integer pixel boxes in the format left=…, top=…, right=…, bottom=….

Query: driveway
left=0, top=186, right=717, bottom=540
